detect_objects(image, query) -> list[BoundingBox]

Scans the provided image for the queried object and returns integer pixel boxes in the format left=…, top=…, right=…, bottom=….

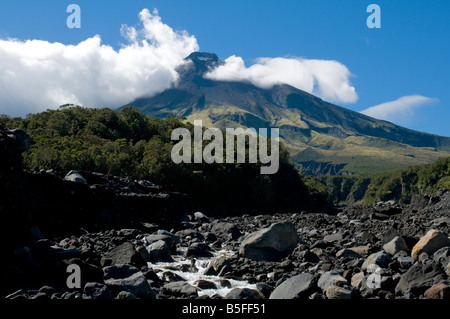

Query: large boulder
left=269, top=273, right=316, bottom=299
left=146, top=240, right=173, bottom=263
left=411, top=229, right=450, bottom=260
left=395, top=262, right=447, bottom=296
left=211, top=222, right=242, bottom=240
left=101, top=241, right=147, bottom=268
left=103, top=264, right=156, bottom=299
left=239, top=222, right=300, bottom=261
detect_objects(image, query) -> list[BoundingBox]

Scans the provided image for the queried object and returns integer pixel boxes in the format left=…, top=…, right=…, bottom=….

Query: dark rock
left=318, top=271, right=348, bottom=291
left=269, top=273, right=316, bottom=299
left=83, top=282, right=113, bottom=299
left=146, top=240, right=173, bottom=263
left=239, top=221, right=300, bottom=261
left=211, top=222, right=242, bottom=240
left=102, top=241, right=147, bottom=269
left=424, top=282, right=450, bottom=299
left=225, top=288, right=260, bottom=299
left=103, top=264, right=156, bottom=299
left=61, top=258, right=104, bottom=286
left=185, top=242, right=213, bottom=258
left=362, top=251, right=392, bottom=270
left=162, top=282, right=198, bottom=297
left=193, top=280, right=217, bottom=290
left=395, top=262, right=447, bottom=296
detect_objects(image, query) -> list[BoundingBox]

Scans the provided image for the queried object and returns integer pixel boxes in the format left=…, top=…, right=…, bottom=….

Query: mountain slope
left=122, top=52, right=450, bottom=176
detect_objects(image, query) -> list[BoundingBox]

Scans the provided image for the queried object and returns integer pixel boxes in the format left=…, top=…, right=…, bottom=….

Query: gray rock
left=269, top=273, right=316, bottom=299
left=336, top=248, right=362, bottom=259
left=102, top=241, right=147, bottom=268
left=383, top=236, right=409, bottom=255
left=395, top=261, right=447, bottom=296
left=211, top=222, right=242, bottom=240
left=145, top=234, right=175, bottom=249
left=194, top=212, right=209, bottom=222
left=225, top=288, right=260, bottom=299
left=326, top=285, right=353, bottom=299
left=64, top=170, right=87, bottom=184
left=185, top=242, right=213, bottom=258
left=83, top=282, right=113, bottom=299
left=397, top=256, right=415, bottom=269
left=103, top=264, right=156, bottom=299
left=318, top=271, right=348, bottom=291
left=156, top=230, right=180, bottom=244
left=146, top=240, right=173, bottom=263
left=163, top=282, right=198, bottom=297
left=433, top=246, right=450, bottom=264
left=323, top=232, right=343, bottom=243
left=239, top=221, right=300, bottom=261
left=362, top=251, right=392, bottom=270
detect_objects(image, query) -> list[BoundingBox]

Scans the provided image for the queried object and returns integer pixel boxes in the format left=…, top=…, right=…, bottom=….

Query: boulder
left=102, top=241, right=147, bottom=269
left=162, top=282, right=198, bottom=297
left=211, top=222, right=242, bottom=240
left=318, top=271, right=348, bottom=291
left=395, top=262, right=447, bottom=296
left=239, top=222, right=300, bottom=261
left=185, top=242, right=213, bottom=258
left=193, top=212, right=209, bottom=222
left=411, top=229, right=450, bottom=260
left=269, top=273, right=316, bottom=299
left=145, top=234, right=175, bottom=250
left=64, top=170, right=87, bottom=184
left=383, top=236, right=409, bottom=256
left=146, top=240, right=173, bottom=263
left=225, top=288, right=261, bottom=299
left=103, top=264, right=156, bottom=299
left=424, top=283, right=450, bottom=299
left=326, top=285, right=353, bottom=299
left=83, top=282, right=113, bottom=299
left=361, top=251, right=392, bottom=270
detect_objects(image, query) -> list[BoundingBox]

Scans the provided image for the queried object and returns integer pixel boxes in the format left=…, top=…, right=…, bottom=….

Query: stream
left=148, top=246, right=257, bottom=297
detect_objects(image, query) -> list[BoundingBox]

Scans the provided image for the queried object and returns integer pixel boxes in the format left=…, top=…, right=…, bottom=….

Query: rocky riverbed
left=1, top=126, right=450, bottom=300
left=3, top=189, right=450, bottom=300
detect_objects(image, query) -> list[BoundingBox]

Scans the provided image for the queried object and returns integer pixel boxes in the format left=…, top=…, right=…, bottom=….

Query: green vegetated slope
left=316, top=156, right=450, bottom=205
left=0, top=106, right=329, bottom=215
left=122, top=52, right=450, bottom=176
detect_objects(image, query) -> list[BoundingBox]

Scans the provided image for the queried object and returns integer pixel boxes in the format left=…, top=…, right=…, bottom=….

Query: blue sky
left=0, top=0, right=449, bottom=137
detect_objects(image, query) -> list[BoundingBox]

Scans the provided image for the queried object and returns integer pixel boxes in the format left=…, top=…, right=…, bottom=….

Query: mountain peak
left=184, top=52, right=221, bottom=73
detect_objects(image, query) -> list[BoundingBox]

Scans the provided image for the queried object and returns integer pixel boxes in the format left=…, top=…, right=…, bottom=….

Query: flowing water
left=148, top=247, right=257, bottom=297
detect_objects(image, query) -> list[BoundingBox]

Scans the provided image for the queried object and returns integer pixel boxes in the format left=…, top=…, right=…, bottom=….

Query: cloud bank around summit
left=204, top=55, right=358, bottom=104
left=0, top=8, right=357, bottom=116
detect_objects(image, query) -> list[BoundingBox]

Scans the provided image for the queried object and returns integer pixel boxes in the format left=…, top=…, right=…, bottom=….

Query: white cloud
left=204, top=55, right=358, bottom=104
left=0, top=8, right=199, bottom=116
left=360, top=95, right=439, bottom=124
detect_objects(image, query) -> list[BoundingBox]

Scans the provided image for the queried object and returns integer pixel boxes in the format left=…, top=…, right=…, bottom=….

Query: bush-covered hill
left=318, top=156, right=450, bottom=205
left=0, top=105, right=330, bottom=215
